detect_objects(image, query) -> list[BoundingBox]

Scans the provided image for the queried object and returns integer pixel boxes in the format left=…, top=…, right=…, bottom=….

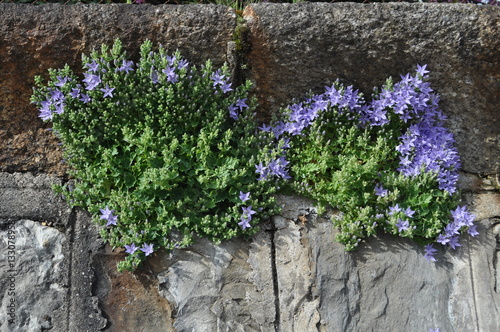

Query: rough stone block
left=272, top=195, right=500, bottom=331
left=155, top=229, right=276, bottom=331
left=244, top=3, right=500, bottom=173
left=0, top=4, right=236, bottom=174
left=0, top=220, right=68, bottom=332
left=0, top=172, right=70, bottom=227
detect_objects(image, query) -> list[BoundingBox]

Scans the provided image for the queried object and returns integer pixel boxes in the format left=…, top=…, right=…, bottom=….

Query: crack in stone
left=269, top=222, right=281, bottom=332
left=65, top=207, right=77, bottom=332
left=466, top=233, right=480, bottom=332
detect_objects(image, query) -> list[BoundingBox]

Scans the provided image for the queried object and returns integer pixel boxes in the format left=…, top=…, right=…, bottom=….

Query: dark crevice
left=65, top=207, right=78, bottom=332
left=269, top=221, right=281, bottom=332
left=466, top=235, right=480, bottom=332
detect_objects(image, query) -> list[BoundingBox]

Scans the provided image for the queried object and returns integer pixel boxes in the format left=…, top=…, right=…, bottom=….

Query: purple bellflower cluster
left=100, top=206, right=118, bottom=226
left=238, top=191, right=256, bottom=229
left=257, top=65, right=475, bottom=262
left=32, top=40, right=282, bottom=272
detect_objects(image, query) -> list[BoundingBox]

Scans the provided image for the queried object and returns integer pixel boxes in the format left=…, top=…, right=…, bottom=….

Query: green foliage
left=32, top=39, right=474, bottom=269
left=32, top=39, right=279, bottom=271
left=274, top=76, right=466, bottom=251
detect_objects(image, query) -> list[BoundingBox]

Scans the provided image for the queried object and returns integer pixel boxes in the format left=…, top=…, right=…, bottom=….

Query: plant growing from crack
left=32, top=39, right=280, bottom=271
left=260, top=64, right=477, bottom=260
left=33, top=39, right=477, bottom=270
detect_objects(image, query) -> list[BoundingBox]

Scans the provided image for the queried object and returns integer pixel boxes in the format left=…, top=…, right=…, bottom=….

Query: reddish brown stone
left=244, top=3, right=500, bottom=173
left=0, top=4, right=236, bottom=175
left=92, top=246, right=175, bottom=331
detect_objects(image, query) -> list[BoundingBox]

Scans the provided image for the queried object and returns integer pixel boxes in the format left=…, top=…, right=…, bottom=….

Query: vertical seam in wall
left=467, top=235, right=480, bottom=332
left=65, top=207, right=77, bottom=332
left=269, top=223, right=281, bottom=332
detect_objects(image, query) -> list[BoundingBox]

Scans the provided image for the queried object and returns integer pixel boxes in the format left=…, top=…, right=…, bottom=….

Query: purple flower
left=100, top=85, right=115, bottom=98
left=100, top=206, right=114, bottom=220
left=79, top=93, right=91, bottom=104
left=451, top=206, right=475, bottom=227
left=429, top=329, right=440, bottom=332
left=255, top=162, right=269, bottom=181
left=436, top=234, right=450, bottom=245
left=55, top=76, right=70, bottom=87
left=163, top=66, right=178, bottom=83
left=467, top=224, right=479, bottom=237
left=151, top=70, right=159, bottom=84
left=396, top=218, right=410, bottom=232
left=238, top=218, right=251, bottom=230
left=85, top=60, right=99, bottom=73
left=69, top=88, right=80, bottom=99
left=106, top=215, right=118, bottom=226
left=83, top=73, right=101, bottom=91
left=118, top=60, right=134, bottom=73
left=177, top=59, right=189, bottom=70
left=220, top=82, right=233, bottom=93
left=38, top=103, right=53, bottom=121
left=374, top=183, right=388, bottom=197
left=140, top=243, right=154, bottom=256
left=235, top=98, right=248, bottom=111
left=166, top=55, right=177, bottom=66
left=448, top=236, right=461, bottom=250
left=444, top=222, right=460, bottom=237
left=424, top=244, right=437, bottom=262
left=239, top=191, right=250, bottom=202
left=416, top=64, right=430, bottom=77
left=259, top=124, right=272, bottom=132
left=241, top=206, right=257, bottom=220
left=404, top=207, right=415, bottom=218
left=211, top=69, right=225, bottom=86
left=228, top=104, right=239, bottom=120
left=54, top=103, right=65, bottom=115
left=125, top=243, right=138, bottom=254
left=388, top=204, right=401, bottom=216
left=100, top=206, right=118, bottom=226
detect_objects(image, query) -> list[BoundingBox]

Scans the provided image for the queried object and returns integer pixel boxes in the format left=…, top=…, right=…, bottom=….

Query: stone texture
left=0, top=4, right=236, bottom=175
left=155, top=229, right=277, bottom=332
left=272, top=195, right=500, bottom=332
left=67, top=210, right=108, bottom=332
left=0, top=3, right=499, bottom=332
left=244, top=3, right=500, bottom=174
left=0, top=220, right=68, bottom=332
left=0, top=172, right=69, bottom=227
left=91, top=246, right=174, bottom=332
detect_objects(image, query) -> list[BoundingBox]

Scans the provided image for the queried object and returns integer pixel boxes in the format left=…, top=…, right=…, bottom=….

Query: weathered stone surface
left=464, top=192, right=500, bottom=221
left=0, top=220, right=68, bottom=332
left=91, top=246, right=174, bottom=332
left=67, top=210, right=107, bottom=332
left=0, top=4, right=236, bottom=174
left=1, top=4, right=499, bottom=331
left=0, top=172, right=69, bottom=227
left=244, top=3, right=500, bottom=173
left=155, top=229, right=277, bottom=332
left=272, top=195, right=500, bottom=332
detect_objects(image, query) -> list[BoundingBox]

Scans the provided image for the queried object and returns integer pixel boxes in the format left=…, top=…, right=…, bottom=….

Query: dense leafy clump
left=262, top=65, right=477, bottom=259
left=32, top=39, right=280, bottom=271
left=33, top=38, right=477, bottom=268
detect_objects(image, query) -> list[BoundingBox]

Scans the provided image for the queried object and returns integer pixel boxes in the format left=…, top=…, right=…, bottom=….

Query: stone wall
left=0, top=3, right=499, bottom=332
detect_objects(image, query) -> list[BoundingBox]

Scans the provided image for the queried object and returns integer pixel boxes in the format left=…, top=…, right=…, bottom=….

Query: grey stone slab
left=0, top=172, right=70, bottom=227
left=273, top=195, right=500, bottom=332
left=0, top=219, right=68, bottom=332
left=244, top=3, right=500, bottom=173
left=156, top=227, right=276, bottom=332
left=67, top=209, right=107, bottom=332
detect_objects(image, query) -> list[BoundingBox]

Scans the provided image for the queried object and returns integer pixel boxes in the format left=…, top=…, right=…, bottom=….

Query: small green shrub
left=33, top=39, right=477, bottom=267
left=32, top=39, right=280, bottom=271
left=262, top=66, right=476, bottom=259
